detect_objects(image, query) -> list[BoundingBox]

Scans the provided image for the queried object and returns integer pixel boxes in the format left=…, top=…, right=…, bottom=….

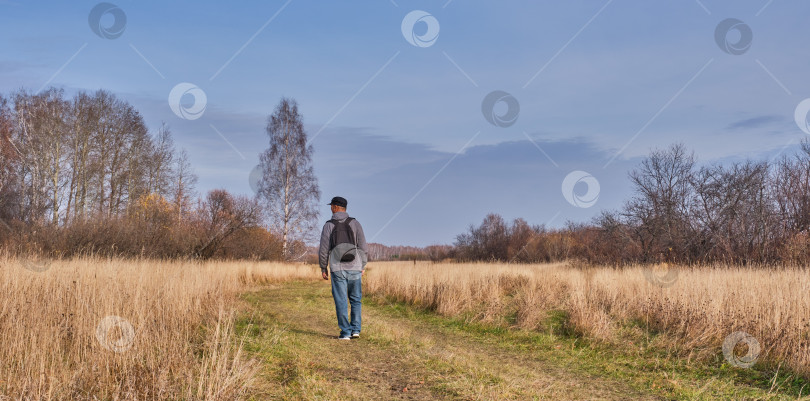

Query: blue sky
left=2, top=0, right=809, bottom=246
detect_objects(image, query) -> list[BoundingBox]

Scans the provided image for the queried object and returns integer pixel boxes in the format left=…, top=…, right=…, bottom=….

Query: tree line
left=451, top=143, right=810, bottom=266
left=0, top=88, right=317, bottom=260
left=8, top=87, right=807, bottom=266
left=0, top=88, right=196, bottom=224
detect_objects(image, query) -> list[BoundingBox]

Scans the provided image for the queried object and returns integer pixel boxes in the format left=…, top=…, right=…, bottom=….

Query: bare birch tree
left=171, top=149, right=197, bottom=219
left=257, top=98, right=320, bottom=259
left=0, top=94, right=21, bottom=227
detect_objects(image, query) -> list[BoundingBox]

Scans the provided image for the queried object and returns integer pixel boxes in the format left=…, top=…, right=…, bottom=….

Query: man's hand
left=322, top=270, right=329, bottom=280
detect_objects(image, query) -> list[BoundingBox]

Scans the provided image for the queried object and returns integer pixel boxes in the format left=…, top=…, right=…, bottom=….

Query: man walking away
left=319, top=196, right=368, bottom=340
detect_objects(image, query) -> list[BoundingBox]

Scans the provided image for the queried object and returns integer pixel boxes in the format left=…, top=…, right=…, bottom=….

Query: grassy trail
left=237, top=280, right=808, bottom=400
left=238, top=280, right=662, bottom=400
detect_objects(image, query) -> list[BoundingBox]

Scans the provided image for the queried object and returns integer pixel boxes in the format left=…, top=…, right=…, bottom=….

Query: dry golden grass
left=364, top=261, right=810, bottom=378
left=0, top=255, right=318, bottom=400
left=5, top=256, right=807, bottom=399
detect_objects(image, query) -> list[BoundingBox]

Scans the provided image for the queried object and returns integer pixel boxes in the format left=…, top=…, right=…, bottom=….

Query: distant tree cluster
left=454, top=143, right=810, bottom=266
left=453, top=214, right=574, bottom=263
left=0, top=88, right=193, bottom=225
left=0, top=88, right=286, bottom=260
left=366, top=243, right=453, bottom=261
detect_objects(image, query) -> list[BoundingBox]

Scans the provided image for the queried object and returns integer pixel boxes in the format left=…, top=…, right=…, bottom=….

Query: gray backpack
left=329, top=217, right=356, bottom=262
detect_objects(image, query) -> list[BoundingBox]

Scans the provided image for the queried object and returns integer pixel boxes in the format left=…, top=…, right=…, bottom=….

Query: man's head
left=328, top=196, right=348, bottom=213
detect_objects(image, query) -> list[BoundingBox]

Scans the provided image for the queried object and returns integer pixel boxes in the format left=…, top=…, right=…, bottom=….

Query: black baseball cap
left=327, top=196, right=348, bottom=208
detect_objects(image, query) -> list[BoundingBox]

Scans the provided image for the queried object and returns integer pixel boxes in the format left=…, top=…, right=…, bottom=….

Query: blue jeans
left=330, top=270, right=362, bottom=337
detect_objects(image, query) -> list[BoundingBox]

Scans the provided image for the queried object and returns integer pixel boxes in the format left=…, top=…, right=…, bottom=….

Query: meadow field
left=365, top=262, right=810, bottom=379
left=1, top=257, right=808, bottom=400
left=0, top=255, right=316, bottom=400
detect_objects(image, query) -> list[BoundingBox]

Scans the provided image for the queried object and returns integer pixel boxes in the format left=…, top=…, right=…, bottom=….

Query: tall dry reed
left=0, top=255, right=317, bottom=400
left=364, top=261, right=810, bottom=377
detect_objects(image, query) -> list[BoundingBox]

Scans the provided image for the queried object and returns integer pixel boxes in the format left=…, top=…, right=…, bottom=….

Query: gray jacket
left=318, top=211, right=368, bottom=272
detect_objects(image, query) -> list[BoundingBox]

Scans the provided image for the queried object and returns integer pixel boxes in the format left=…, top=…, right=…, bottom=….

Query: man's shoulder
left=323, top=214, right=361, bottom=230
left=322, top=217, right=351, bottom=226
left=326, top=215, right=357, bottom=222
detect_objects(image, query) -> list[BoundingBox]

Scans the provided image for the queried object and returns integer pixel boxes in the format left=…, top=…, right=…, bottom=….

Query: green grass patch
left=365, top=293, right=810, bottom=400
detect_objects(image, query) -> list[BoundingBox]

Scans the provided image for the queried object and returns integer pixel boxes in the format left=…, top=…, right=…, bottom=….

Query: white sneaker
left=338, top=335, right=351, bottom=340
left=351, top=332, right=360, bottom=338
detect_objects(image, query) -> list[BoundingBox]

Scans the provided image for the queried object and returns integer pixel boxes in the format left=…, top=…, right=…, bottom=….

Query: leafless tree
left=455, top=214, right=511, bottom=261
left=772, top=141, right=810, bottom=234
left=171, top=149, right=197, bottom=220
left=256, top=98, right=320, bottom=259
left=623, top=143, right=695, bottom=262
left=196, top=189, right=262, bottom=259
left=0, top=94, right=21, bottom=230
left=691, top=161, right=774, bottom=263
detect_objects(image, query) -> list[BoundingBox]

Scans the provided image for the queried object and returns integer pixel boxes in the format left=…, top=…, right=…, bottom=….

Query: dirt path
left=238, top=280, right=663, bottom=400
